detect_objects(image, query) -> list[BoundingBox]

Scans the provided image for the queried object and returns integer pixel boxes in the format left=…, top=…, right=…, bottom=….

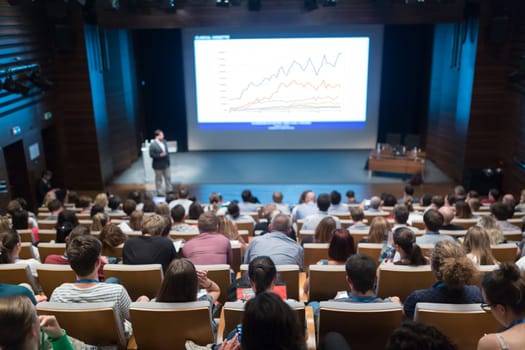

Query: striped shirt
left=50, top=283, right=131, bottom=326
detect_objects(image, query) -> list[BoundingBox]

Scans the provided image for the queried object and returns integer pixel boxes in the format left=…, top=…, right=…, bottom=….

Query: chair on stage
left=318, top=301, right=403, bottom=350
left=195, top=264, right=231, bottom=305
left=414, top=303, right=500, bottom=350
left=36, top=264, right=76, bottom=297
left=308, top=265, right=347, bottom=302
left=37, top=301, right=128, bottom=349
left=376, top=264, right=434, bottom=302
left=240, top=264, right=300, bottom=300
left=303, top=243, right=329, bottom=273
left=130, top=301, right=213, bottom=350
left=103, top=264, right=163, bottom=300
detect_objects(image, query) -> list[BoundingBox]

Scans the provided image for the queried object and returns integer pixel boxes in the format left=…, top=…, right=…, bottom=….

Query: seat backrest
left=39, top=220, right=57, bottom=230
left=308, top=265, right=347, bottom=302
left=318, top=301, right=403, bottom=350
left=357, top=243, right=384, bottom=262
left=414, top=303, right=500, bottom=350
left=103, top=264, right=163, bottom=300
left=101, top=243, right=124, bottom=259
left=38, top=243, right=66, bottom=263
left=411, top=221, right=426, bottom=230
left=38, top=229, right=57, bottom=243
left=303, top=243, right=330, bottom=273
left=235, top=221, right=254, bottom=235
left=473, top=265, right=498, bottom=285
left=130, top=301, right=213, bottom=350
left=419, top=244, right=435, bottom=258
left=349, top=230, right=369, bottom=250
left=440, top=230, right=467, bottom=238
left=376, top=264, right=434, bottom=302
left=450, top=218, right=478, bottom=229
left=37, top=301, right=126, bottom=348
left=490, top=243, right=518, bottom=263
left=18, top=242, right=35, bottom=260
left=502, top=231, right=522, bottom=242
left=17, top=229, right=34, bottom=243
left=507, top=218, right=523, bottom=229
left=240, top=264, right=300, bottom=300
left=364, top=212, right=390, bottom=223
left=219, top=300, right=306, bottom=342
left=299, top=230, right=315, bottom=244
left=78, top=219, right=93, bottom=228
left=36, top=264, right=76, bottom=297
left=0, top=263, right=37, bottom=291
left=195, top=264, right=231, bottom=304
left=230, top=241, right=242, bottom=274
left=169, top=231, right=199, bottom=242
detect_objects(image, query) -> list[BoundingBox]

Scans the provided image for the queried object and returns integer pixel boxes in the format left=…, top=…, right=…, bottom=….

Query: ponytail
left=248, top=256, right=277, bottom=295
left=407, top=243, right=427, bottom=266
left=482, top=262, right=525, bottom=315
left=0, top=229, right=20, bottom=263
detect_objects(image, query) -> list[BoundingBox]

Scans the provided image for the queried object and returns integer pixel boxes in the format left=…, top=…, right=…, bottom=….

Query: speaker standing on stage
left=150, top=129, right=172, bottom=196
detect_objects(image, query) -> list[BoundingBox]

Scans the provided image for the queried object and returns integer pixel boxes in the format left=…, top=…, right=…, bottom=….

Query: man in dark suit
left=149, top=129, right=172, bottom=196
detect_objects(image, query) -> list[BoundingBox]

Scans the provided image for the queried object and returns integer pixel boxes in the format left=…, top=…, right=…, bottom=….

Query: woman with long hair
left=391, top=228, right=427, bottom=266
left=248, top=256, right=277, bottom=295
left=128, top=210, right=143, bottom=231
left=403, top=240, right=482, bottom=318
left=366, top=216, right=391, bottom=243
left=462, top=226, right=497, bottom=265
left=0, top=229, right=40, bottom=278
left=478, top=262, right=525, bottom=350
left=455, top=201, right=473, bottom=219
left=90, top=212, right=109, bottom=232
left=478, top=215, right=505, bottom=245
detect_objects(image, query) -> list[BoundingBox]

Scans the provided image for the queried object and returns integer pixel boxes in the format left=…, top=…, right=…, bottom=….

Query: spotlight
left=216, top=0, right=230, bottom=7
left=304, top=0, right=318, bottom=11
left=29, top=69, right=53, bottom=91
left=3, top=75, right=30, bottom=96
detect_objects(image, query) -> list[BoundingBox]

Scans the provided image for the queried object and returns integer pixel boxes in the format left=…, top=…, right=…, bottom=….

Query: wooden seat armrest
left=216, top=307, right=226, bottom=344
left=305, top=306, right=317, bottom=350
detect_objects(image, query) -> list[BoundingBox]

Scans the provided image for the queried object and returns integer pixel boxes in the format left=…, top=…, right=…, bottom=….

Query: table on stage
left=368, top=149, right=425, bottom=178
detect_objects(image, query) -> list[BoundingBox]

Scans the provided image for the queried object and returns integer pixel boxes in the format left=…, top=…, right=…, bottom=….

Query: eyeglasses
left=480, top=303, right=494, bottom=312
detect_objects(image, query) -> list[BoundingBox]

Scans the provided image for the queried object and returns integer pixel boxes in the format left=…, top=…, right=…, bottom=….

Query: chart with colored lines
left=194, top=37, right=370, bottom=125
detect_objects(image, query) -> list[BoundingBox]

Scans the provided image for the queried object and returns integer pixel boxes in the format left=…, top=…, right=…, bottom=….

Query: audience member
left=481, top=188, right=501, bottom=205
left=403, top=240, right=482, bottom=318
left=364, top=196, right=383, bottom=213
left=301, top=193, right=341, bottom=231
left=468, top=197, right=481, bottom=212
left=386, top=320, right=457, bottom=350
left=89, top=204, right=105, bottom=218
left=478, top=262, right=525, bottom=350
left=244, top=214, right=303, bottom=270
left=107, top=195, right=123, bottom=214
left=271, top=191, right=290, bottom=215
left=50, top=235, right=139, bottom=334
left=0, top=295, right=75, bottom=349
left=253, top=204, right=278, bottom=235
left=188, top=201, right=204, bottom=220
left=205, top=192, right=227, bottom=215
left=36, top=170, right=54, bottom=206
left=0, top=283, right=38, bottom=305
left=226, top=202, right=255, bottom=223
left=382, top=193, right=398, bottom=207
left=94, top=193, right=109, bottom=210
left=478, top=215, right=505, bottom=245
left=346, top=190, right=357, bottom=204
left=141, top=198, right=156, bottom=213
left=170, top=204, right=198, bottom=233
left=99, top=224, right=128, bottom=256
left=392, top=204, right=417, bottom=233
left=181, top=212, right=232, bottom=265
left=292, top=190, right=317, bottom=222
left=462, top=226, right=497, bottom=265
left=416, top=209, right=454, bottom=245
left=349, top=207, right=368, bottom=230
left=328, top=190, right=348, bottom=214
left=430, top=195, right=445, bottom=209
left=46, top=199, right=63, bottom=220
left=302, top=216, right=337, bottom=245
left=238, top=189, right=260, bottom=213
left=127, top=210, right=143, bottom=232
left=76, top=195, right=92, bottom=212
left=168, top=186, right=194, bottom=213
left=491, top=202, right=520, bottom=231
left=390, top=227, right=427, bottom=266
left=420, top=193, right=433, bottom=207
left=363, top=216, right=391, bottom=243
left=455, top=201, right=473, bottom=219
left=0, top=229, right=40, bottom=277
left=122, top=214, right=178, bottom=272
left=90, top=212, right=109, bottom=231
left=247, top=256, right=277, bottom=295
left=156, top=258, right=220, bottom=307
left=439, top=206, right=464, bottom=231
left=154, top=202, right=170, bottom=217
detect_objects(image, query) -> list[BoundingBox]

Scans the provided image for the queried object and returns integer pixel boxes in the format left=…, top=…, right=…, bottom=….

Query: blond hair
left=431, top=240, right=477, bottom=289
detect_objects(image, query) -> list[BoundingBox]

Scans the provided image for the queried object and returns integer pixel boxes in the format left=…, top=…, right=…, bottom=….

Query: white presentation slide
left=194, top=37, right=370, bottom=126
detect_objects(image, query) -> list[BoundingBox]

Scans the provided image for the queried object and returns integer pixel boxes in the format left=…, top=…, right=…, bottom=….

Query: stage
left=109, top=150, right=453, bottom=204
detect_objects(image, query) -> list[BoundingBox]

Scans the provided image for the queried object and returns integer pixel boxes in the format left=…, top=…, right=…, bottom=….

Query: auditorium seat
left=217, top=300, right=315, bottom=350
left=37, top=301, right=128, bottom=349
left=37, top=229, right=57, bottom=243
left=376, top=264, right=434, bottom=302
left=414, top=303, right=499, bottom=350
left=235, top=220, right=254, bottom=235
left=349, top=230, right=369, bottom=250
left=450, top=218, right=477, bottom=229
left=195, top=264, right=231, bottom=304
left=130, top=301, right=213, bottom=350
left=241, top=264, right=300, bottom=300
left=38, top=220, right=57, bottom=230
left=19, top=242, right=36, bottom=260
left=101, top=243, right=124, bottom=259
left=356, top=242, right=384, bottom=263
left=0, top=263, right=38, bottom=292
left=308, top=265, right=347, bottom=302
left=230, top=240, right=242, bottom=274
left=103, top=264, right=163, bottom=300
left=490, top=243, right=519, bottom=262
left=299, top=229, right=315, bottom=243
left=502, top=231, right=522, bottom=242
left=318, top=301, right=403, bottom=350
left=36, top=264, right=76, bottom=297
left=303, top=243, right=330, bottom=273
left=169, top=231, right=199, bottom=242
left=507, top=218, right=523, bottom=230
left=38, top=242, right=66, bottom=263
left=440, top=229, right=468, bottom=238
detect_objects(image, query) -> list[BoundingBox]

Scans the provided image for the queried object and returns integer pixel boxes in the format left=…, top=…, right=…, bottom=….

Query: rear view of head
left=227, top=202, right=241, bottom=218
left=248, top=256, right=277, bottom=295
left=423, top=209, right=444, bottom=232
left=462, top=226, right=495, bottom=265
left=0, top=229, right=20, bottom=264
left=431, top=240, right=476, bottom=289
left=393, top=228, right=426, bottom=266
left=198, top=212, right=219, bottom=233
left=0, top=295, right=39, bottom=350
left=270, top=214, right=291, bottom=235
left=66, top=235, right=102, bottom=277
left=345, top=253, right=377, bottom=294
left=368, top=216, right=390, bottom=243
left=330, top=191, right=342, bottom=205
left=393, top=204, right=409, bottom=225
left=350, top=207, right=365, bottom=222
left=100, top=224, right=127, bottom=249
left=386, top=321, right=457, bottom=350
left=314, top=216, right=336, bottom=243
left=482, top=262, right=525, bottom=320
left=242, top=292, right=305, bottom=350
left=157, top=258, right=198, bottom=302
left=142, top=214, right=166, bottom=236
left=328, top=229, right=355, bottom=263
